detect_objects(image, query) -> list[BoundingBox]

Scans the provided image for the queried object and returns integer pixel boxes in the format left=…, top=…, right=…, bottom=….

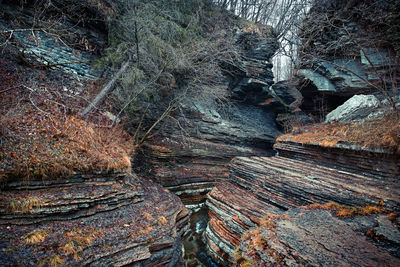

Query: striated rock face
left=136, top=29, right=281, bottom=205
left=136, top=28, right=281, bottom=205
left=0, top=2, right=105, bottom=81
left=205, top=140, right=400, bottom=265
left=275, top=141, right=400, bottom=183
left=295, top=0, right=400, bottom=116
left=236, top=209, right=400, bottom=266
left=0, top=173, right=189, bottom=266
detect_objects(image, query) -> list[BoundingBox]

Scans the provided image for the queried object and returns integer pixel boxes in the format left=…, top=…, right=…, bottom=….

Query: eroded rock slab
left=205, top=141, right=400, bottom=265
left=0, top=173, right=189, bottom=266
left=236, top=209, right=400, bottom=266
left=137, top=26, right=281, bottom=205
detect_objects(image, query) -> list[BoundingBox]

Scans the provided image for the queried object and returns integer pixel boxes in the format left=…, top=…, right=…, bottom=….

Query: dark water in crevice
left=183, top=206, right=219, bottom=267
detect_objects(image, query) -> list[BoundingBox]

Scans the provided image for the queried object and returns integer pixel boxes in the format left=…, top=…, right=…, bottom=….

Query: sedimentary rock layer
left=137, top=136, right=274, bottom=205
left=137, top=28, right=282, bottom=204
left=206, top=141, right=400, bottom=265
left=275, top=141, right=400, bottom=182
left=236, top=209, right=400, bottom=266
left=0, top=173, right=189, bottom=266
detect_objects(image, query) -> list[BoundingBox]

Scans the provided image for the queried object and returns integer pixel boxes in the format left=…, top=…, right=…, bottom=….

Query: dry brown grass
left=24, top=229, right=48, bottom=244
left=0, top=57, right=135, bottom=182
left=307, top=202, right=389, bottom=218
left=58, top=227, right=103, bottom=260
left=0, top=101, right=134, bottom=181
left=6, top=197, right=42, bottom=213
left=157, top=216, right=168, bottom=225
left=39, top=255, right=64, bottom=267
left=259, top=214, right=291, bottom=230
left=277, top=112, right=400, bottom=153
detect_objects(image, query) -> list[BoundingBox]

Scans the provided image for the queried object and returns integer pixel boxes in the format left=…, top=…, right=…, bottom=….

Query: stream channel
left=183, top=206, right=219, bottom=267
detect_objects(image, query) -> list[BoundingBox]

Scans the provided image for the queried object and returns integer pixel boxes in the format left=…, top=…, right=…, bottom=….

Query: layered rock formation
left=236, top=209, right=400, bottom=266
left=0, top=173, right=189, bottom=266
left=136, top=27, right=283, bottom=204
left=295, top=0, right=400, bottom=115
left=0, top=2, right=105, bottom=81
left=205, top=140, right=400, bottom=265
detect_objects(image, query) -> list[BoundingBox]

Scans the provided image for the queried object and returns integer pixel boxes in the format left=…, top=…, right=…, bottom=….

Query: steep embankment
left=137, top=23, right=298, bottom=204
left=0, top=1, right=190, bottom=266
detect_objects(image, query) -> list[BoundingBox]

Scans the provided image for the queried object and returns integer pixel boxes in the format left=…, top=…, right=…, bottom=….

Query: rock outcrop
left=205, top=140, right=400, bottom=265
left=0, top=2, right=105, bottom=81
left=295, top=0, right=400, bottom=116
left=236, top=209, right=400, bottom=266
left=137, top=26, right=282, bottom=205
left=325, top=94, right=380, bottom=122
left=0, top=173, right=189, bottom=266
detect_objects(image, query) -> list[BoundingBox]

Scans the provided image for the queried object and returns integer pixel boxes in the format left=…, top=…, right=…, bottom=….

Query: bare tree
left=214, top=0, right=313, bottom=81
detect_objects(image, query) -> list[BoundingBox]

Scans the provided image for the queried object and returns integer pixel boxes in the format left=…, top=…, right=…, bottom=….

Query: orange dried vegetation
left=277, top=112, right=400, bottom=153
left=0, top=101, right=134, bottom=181
left=307, top=202, right=389, bottom=217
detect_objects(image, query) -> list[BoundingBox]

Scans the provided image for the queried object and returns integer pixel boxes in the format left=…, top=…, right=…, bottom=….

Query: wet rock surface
left=183, top=207, right=218, bottom=267
left=205, top=140, right=400, bottom=265
left=0, top=173, right=189, bottom=266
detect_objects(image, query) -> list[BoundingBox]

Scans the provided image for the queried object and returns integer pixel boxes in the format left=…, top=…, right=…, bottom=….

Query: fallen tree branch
left=79, top=60, right=131, bottom=118
left=138, top=98, right=179, bottom=145
left=1, top=28, right=42, bottom=34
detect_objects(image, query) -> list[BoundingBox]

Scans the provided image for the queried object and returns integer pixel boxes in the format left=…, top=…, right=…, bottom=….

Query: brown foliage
left=277, top=112, right=400, bottom=153
left=1, top=102, right=133, bottom=181
left=24, top=229, right=48, bottom=244
left=0, top=60, right=134, bottom=182
left=306, top=202, right=389, bottom=218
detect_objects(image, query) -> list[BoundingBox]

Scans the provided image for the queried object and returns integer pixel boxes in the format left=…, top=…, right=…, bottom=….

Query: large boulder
left=325, top=94, right=380, bottom=123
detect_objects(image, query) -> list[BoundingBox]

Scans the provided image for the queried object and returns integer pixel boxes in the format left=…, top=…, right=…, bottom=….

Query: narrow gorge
left=1, top=0, right=399, bottom=266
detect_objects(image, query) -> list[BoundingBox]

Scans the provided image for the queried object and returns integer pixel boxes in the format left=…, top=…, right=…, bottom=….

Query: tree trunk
left=79, top=60, right=130, bottom=118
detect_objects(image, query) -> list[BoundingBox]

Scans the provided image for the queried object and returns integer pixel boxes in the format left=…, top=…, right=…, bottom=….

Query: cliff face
left=136, top=26, right=285, bottom=204
left=295, top=0, right=400, bottom=115
left=0, top=173, right=189, bottom=266
left=205, top=141, right=400, bottom=265
left=2, top=1, right=399, bottom=266
left=203, top=2, right=400, bottom=263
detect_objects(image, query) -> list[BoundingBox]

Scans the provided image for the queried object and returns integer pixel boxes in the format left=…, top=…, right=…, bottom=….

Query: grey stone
left=375, top=215, right=400, bottom=245
left=325, top=94, right=380, bottom=123
left=298, top=69, right=336, bottom=91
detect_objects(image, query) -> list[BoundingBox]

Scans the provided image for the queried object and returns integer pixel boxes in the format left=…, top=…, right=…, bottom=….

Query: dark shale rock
left=205, top=140, right=400, bottom=265
left=230, top=31, right=278, bottom=103
left=0, top=2, right=105, bottom=81
left=295, top=0, right=400, bottom=116
left=236, top=209, right=400, bottom=266
left=267, top=80, right=303, bottom=112
left=275, top=141, right=400, bottom=182
left=0, top=173, right=189, bottom=266
left=138, top=25, right=282, bottom=204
